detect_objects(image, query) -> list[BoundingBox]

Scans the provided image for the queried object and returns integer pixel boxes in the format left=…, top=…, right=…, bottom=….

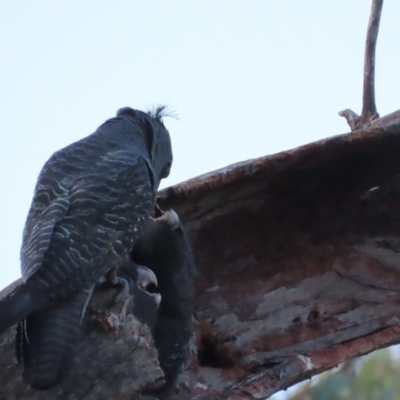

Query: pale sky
left=1, top=1, right=399, bottom=398
left=2, top=0, right=400, bottom=286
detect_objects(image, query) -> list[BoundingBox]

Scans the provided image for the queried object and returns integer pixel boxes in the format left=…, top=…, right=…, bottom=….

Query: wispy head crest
left=146, top=104, right=179, bottom=125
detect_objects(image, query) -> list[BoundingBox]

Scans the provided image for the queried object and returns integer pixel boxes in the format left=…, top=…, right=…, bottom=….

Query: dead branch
left=3, top=122, right=400, bottom=398
left=339, top=0, right=387, bottom=131
left=159, top=121, right=400, bottom=399
left=361, top=0, right=383, bottom=120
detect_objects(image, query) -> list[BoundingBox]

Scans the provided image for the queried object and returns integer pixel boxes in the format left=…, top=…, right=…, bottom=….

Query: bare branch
left=361, top=0, right=383, bottom=120
left=339, top=0, right=384, bottom=131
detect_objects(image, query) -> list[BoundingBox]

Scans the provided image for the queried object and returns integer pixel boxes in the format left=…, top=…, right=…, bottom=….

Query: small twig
left=339, top=0, right=384, bottom=131
left=338, top=109, right=360, bottom=132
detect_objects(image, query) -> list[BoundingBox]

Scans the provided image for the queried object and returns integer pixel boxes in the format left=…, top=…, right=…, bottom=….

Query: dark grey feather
left=0, top=107, right=173, bottom=388
left=130, top=210, right=195, bottom=395
left=118, top=262, right=161, bottom=328
left=17, top=286, right=93, bottom=389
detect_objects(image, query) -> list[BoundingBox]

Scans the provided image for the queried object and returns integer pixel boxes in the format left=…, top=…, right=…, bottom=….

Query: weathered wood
left=159, top=122, right=400, bottom=398
left=0, top=280, right=164, bottom=399
left=3, top=123, right=400, bottom=398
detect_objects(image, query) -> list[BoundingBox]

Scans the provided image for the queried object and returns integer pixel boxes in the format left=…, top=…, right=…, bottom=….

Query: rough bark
left=158, top=121, right=400, bottom=399
left=2, top=122, right=400, bottom=398
left=0, top=279, right=164, bottom=400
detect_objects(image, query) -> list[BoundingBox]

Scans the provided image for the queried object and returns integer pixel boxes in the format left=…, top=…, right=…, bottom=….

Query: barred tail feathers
left=19, top=286, right=93, bottom=389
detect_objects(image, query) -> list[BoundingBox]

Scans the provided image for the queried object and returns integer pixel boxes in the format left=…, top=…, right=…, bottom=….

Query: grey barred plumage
left=16, top=286, right=94, bottom=389
left=0, top=106, right=173, bottom=388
